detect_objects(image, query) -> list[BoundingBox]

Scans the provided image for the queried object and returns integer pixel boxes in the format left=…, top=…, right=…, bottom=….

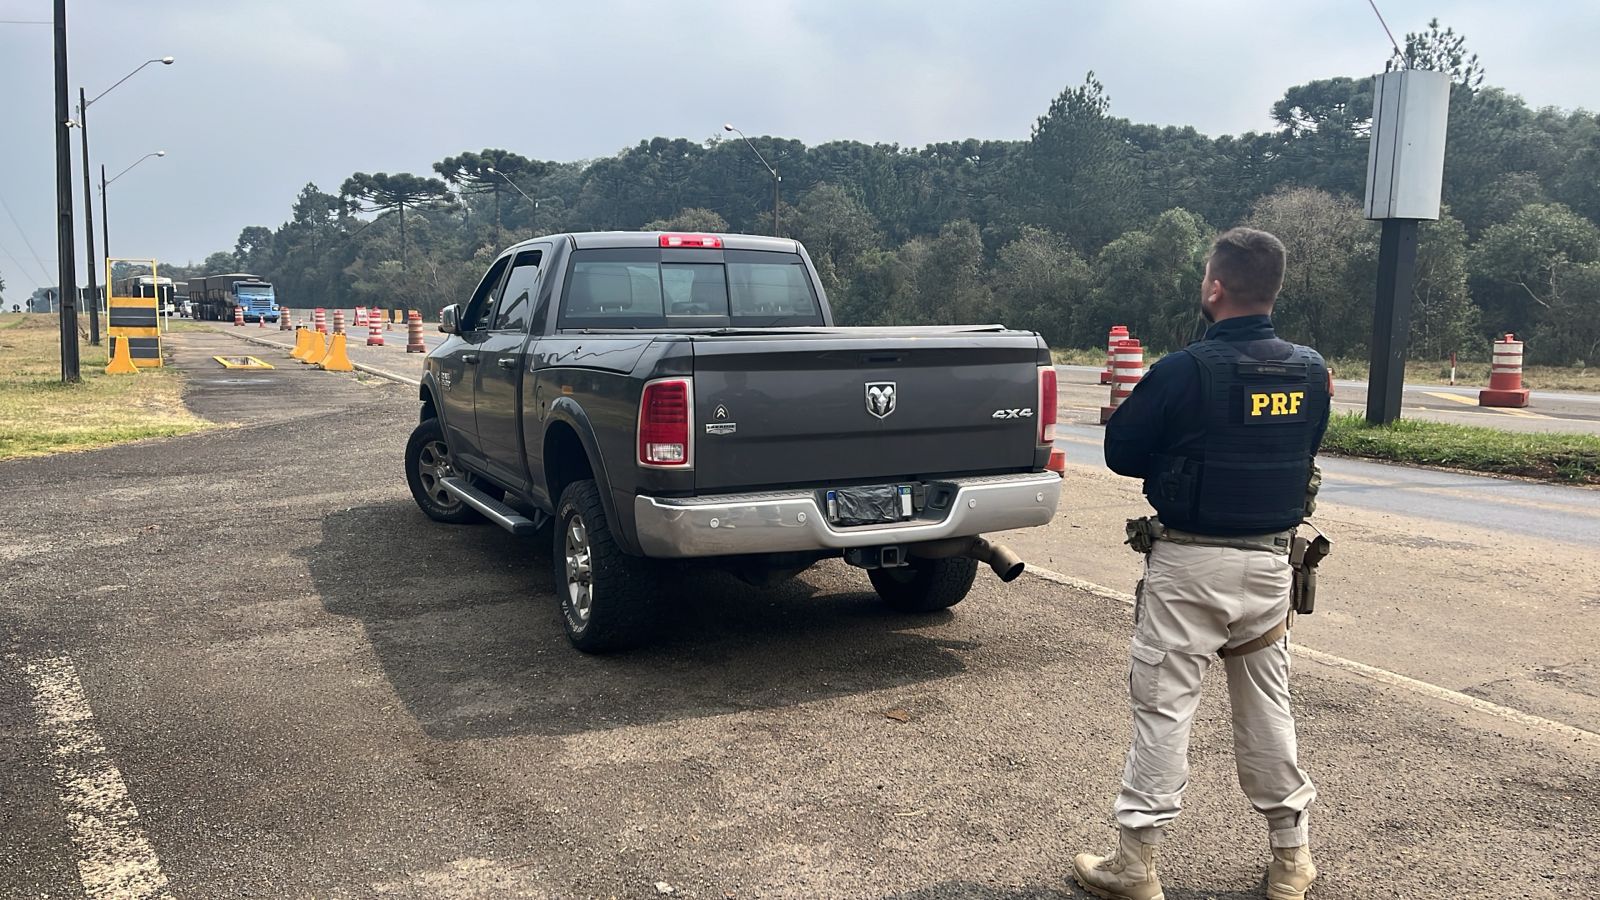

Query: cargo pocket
left=1128, top=637, right=1167, bottom=711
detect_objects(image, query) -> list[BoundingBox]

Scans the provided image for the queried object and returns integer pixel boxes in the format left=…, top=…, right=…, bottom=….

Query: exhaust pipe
left=909, top=536, right=1026, bottom=583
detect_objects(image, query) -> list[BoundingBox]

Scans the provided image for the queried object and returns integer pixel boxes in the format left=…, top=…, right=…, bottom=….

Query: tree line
left=157, top=20, right=1600, bottom=364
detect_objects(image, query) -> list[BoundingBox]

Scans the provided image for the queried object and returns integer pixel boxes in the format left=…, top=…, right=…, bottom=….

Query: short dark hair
left=1207, top=227, right=1285, bottom=308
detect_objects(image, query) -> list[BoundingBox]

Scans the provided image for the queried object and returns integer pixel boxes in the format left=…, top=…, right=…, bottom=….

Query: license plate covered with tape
left=826, top=484, right=914, bottom=527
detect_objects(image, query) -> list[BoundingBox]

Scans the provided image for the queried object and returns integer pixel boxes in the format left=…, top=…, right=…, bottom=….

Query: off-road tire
left=554, top=479, right=659, bottom=653
left=405, top=417, right=483, bottom=525
left=869, top=556, right=979, bottom=613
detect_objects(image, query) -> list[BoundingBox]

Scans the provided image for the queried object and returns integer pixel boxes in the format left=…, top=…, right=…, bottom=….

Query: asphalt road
left=1061, top=364, right=1600, bottom=434
left=2, top=329, right=1596, bottom=898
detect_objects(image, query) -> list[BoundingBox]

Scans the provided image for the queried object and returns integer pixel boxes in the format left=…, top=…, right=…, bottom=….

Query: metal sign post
left=1362, top=69, right=1450, bottom=424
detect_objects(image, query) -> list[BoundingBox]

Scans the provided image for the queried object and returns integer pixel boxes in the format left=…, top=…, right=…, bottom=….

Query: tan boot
left=1266, top=845, right=1318, bottom=899
left=1072, top=827, right=1164, bottom=900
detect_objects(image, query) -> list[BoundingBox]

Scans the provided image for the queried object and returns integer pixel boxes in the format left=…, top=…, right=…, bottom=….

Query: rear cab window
left=557, top=248, right=824, bottom=329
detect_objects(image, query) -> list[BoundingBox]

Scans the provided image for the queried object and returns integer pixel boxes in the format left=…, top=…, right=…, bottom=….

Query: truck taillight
left=1038, top=366, right=1058, bottom=444
left=659, top=233, right=723, bottom=249
left=638, top=378, right=693, bottom=468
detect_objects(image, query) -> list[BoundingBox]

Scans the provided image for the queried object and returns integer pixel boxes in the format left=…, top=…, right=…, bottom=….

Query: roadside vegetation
left=0, top=314, right=210, bottom=459
left=1322, top=412, right=1600, bottom=485
left=141, top=20, right=1600, bottom=373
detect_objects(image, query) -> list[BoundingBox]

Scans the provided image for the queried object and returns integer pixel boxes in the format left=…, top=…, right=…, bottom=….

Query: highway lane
left=1059, top=363, right=1600, bottom=433
left=1051, top=422, right=1600, bottom=546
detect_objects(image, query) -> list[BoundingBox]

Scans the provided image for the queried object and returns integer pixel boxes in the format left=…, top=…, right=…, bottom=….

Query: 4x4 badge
left=866, top=382, right=896, bottom=419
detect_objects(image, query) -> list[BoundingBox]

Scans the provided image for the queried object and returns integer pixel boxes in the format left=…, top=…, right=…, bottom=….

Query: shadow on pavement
left=309, top=502, right=973, bottom=740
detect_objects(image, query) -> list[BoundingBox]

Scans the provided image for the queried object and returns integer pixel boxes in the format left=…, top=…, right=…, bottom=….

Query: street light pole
left=101, top=151, right=166, bottom=277
left=78, top=88, right=100, bottom=345
left=52, top=0, right=80, bottom=382
left=723, top=123, right=781, bottom=236
left=77, top=57, right=174, bottom=347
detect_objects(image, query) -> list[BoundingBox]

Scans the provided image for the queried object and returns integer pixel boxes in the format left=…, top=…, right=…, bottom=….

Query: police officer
left=1073, top=227, right=1330, bottom=900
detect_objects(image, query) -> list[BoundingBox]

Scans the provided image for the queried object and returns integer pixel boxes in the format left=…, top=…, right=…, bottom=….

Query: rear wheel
left=868, top=556, right=979, bottom=613
left=405, top=417, right=482, bottom=525
left=554, top=479, right=658, bottom=653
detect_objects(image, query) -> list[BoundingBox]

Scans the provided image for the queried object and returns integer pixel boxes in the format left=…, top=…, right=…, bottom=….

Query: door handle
left=462, top=353, right=479, bottom=364
left=496, top=357, right=516, bottom=369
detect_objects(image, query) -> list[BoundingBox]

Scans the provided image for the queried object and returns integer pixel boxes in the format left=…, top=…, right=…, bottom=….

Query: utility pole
left=78, top=87, right=100, bottom=345
left=53, top=0, right=80, bottom=382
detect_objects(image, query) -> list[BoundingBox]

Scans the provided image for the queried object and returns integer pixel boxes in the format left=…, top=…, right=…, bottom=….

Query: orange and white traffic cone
left=233, top=305, right=244, bottom=327
left=406, top=310, right=426, bottom=353
left=1479, top=334, right=1531, bottom=408
left=1100, top=338, right=1144, bottom=424
left=1100, top=325, right=1129, bottom=384
left=279, top=308, right=293, bottom=331
left=332, top=309, right=345, bottom=335
left=314, top=307, right=327, bottom=333
left=367, top=309, right=385, bottom=346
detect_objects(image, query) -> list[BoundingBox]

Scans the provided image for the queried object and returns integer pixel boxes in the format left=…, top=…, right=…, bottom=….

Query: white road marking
left=23, top=655, right=174, bottom=900
left=1025, top=566, right=1600, bottom=750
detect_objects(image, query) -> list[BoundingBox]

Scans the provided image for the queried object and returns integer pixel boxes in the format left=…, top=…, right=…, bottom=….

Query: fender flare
left=544, top=396, right=627, bottom=549
left=418, top=374, right=444, bottom=425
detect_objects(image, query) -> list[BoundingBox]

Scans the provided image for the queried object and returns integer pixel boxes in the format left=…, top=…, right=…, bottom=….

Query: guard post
left=105, top=257, right=165, bottom=367
left=1362, top=69, right=1450, bottom=425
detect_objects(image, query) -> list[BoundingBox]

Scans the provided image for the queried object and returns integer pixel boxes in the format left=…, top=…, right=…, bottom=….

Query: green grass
left=1322, top=412, right=1600, bottom=484
left=0, top=313, right=212, bottom=459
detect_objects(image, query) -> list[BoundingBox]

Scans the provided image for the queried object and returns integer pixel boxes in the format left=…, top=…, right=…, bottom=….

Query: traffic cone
left=1100, top=338, right=1145, bottom=424
left=366, top=310, right=385, bottom=346
left=105, top=336, right=138, bottom=375
left=1480, top=333, right=1532, bottom=408
left=302, top=330, right=329, bottom=365
left=233, top=305, right=245, bottom=327
left=406, top=310, right=426, bottom=353
left=318, top=332, right=354, bottom=372
left=279, top=308, right=293, bottom=331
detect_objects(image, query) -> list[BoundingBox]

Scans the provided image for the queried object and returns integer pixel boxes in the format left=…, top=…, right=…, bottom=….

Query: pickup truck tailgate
left=689, top=331, right=1044, bottom=492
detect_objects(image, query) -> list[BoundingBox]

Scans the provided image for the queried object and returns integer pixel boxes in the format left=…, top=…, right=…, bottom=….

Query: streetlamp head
left=486, top=167, right=497, bottom=174
left=156, top=150, right=167, bottom=157
left=723, top=123, right=734, bottom=132
left=160, top=56, right=175, bottom=65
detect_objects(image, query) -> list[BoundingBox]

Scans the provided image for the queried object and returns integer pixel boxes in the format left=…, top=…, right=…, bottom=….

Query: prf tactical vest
left=1144, top=338, right=1329, bottom=535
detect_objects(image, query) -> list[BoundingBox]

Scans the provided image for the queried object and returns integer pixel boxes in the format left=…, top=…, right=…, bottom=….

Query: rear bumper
left=633, top=471, right=1061, bottom=558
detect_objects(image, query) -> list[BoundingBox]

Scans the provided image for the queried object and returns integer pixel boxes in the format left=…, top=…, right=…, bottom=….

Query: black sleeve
left=1103, top=353, right=1197, bottom=478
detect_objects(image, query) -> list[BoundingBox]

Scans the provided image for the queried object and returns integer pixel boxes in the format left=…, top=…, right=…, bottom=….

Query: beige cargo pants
left=1114, top=538, right=1317, bottom=848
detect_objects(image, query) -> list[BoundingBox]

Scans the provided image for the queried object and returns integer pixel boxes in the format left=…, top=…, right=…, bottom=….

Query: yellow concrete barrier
left=105, top=336, right=139, bottom=375
left=318, top=332, right=354, bottom=372
left=302, top=330, right=329, bottom=365
left=290, top=327, right=310, bottom=361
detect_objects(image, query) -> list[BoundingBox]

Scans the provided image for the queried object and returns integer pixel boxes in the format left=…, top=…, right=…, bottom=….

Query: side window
left=492, top=250, right=544, bottom=333
left=461, top=257, right=511, bottom=332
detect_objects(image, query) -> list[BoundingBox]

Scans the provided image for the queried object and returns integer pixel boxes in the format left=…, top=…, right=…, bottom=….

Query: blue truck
left=191, top=273, right=278, bottom=322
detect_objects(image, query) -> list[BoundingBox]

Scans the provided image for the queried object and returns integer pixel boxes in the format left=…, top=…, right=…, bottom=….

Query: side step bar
left=439, top=476, right=548, bottom=535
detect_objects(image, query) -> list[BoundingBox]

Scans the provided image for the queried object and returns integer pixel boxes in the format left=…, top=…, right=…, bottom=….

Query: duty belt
left=1123, top=517, right=1292, bottom=555
left=1124, top=516, right=1330, bottom=658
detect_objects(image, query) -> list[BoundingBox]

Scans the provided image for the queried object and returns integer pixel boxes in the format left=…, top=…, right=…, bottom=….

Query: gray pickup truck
left=405, top=231, right=1064, bottom=651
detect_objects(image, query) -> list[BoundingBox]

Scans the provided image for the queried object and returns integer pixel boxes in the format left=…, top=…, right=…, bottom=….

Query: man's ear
left=1205, top=277, right=1225, bottom=308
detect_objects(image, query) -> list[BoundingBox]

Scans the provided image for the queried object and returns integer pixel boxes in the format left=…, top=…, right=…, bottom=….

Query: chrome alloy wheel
left=564, top=517, right=594, bottom=624
left=417, top=439, right=462, bottom=509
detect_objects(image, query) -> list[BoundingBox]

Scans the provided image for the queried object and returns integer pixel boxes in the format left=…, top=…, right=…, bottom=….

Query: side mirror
left=439, top=304, right=460, bottom=335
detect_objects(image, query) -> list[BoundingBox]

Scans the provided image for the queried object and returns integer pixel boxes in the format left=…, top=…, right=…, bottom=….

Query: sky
left=1, top=0, right=1597, bottom=303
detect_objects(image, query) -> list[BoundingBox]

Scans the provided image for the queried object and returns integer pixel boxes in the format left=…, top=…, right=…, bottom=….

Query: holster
left=1289, top=524, right=1332, bottom=615
left=1124, top=517, right=1159, bottom=555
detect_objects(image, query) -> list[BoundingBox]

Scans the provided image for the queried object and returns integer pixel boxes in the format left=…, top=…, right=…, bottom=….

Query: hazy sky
left=1, top=0, right=1596, bottom=301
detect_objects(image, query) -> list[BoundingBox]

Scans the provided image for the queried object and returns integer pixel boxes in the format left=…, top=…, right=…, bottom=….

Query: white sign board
left=1364, top=69, right=1450, bottom=220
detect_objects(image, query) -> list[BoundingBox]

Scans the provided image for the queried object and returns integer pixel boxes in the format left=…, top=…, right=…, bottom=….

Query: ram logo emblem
left=866, top=382, right=897, bottom=419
